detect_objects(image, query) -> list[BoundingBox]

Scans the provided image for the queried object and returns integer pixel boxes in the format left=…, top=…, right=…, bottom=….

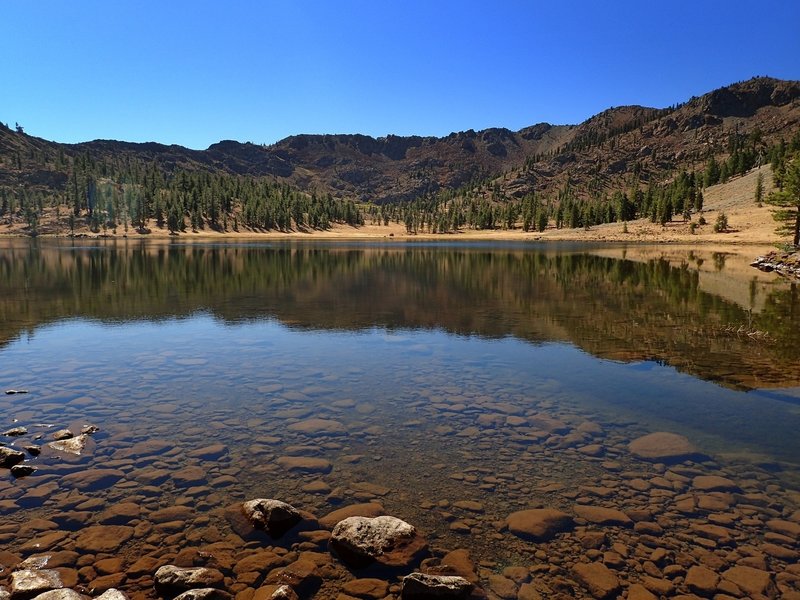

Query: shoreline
left=0, top=224, right=788, bottom=247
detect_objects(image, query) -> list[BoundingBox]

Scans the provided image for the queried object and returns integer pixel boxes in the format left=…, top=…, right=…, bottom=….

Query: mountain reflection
left=1, top=240, right=798, bottom=390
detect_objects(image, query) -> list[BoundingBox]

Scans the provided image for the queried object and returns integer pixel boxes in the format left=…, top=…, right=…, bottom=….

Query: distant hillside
left=1, top=76, right=799, bottom=236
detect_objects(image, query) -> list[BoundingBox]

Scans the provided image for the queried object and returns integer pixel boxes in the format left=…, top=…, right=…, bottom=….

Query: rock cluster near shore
left=751, top=250, right=800, bottom=279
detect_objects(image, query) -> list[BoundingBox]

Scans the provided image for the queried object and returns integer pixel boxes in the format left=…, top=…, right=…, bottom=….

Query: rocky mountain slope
left=1, top=77, right=799, bottom=207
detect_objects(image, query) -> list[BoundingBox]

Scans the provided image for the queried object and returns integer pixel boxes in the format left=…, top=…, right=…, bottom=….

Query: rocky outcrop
left=751, top=251, right=800, bottom=279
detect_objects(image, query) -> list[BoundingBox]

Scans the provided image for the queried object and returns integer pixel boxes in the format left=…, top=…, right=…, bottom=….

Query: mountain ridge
left=1, top=76, right=799, bottom=210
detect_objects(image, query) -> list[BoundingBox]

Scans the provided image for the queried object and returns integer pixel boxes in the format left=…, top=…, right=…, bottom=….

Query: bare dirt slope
left=535, top=166, right=784, bottom=245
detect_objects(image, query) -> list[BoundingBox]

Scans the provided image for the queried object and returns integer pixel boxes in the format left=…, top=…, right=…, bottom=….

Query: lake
left=1, top=240, right=799, bottom=600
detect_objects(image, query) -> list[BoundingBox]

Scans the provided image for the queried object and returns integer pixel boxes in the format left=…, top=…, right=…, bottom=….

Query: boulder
left=506, top=509, right=574, bottom=541
left=330, top=515, right=427, bottom=568
left=0, top=447, right=25, bottom=468
left=10, top=465, right=37, bottom=478
left=401, top=573, right=473, bottom=599
left=628, top=432, right=700, bottom=462
left=154, top=566, right=225, bottom=595
left=242, top=499, right=302, bottom=538
left=2, top=427, right=27, bottom=437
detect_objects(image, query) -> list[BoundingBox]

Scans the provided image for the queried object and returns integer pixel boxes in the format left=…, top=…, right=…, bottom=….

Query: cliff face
left=1, top=77, right=798, bottom=204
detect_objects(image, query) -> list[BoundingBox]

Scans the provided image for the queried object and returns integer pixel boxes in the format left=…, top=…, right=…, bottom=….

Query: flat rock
left=149, top=505, right=194, bottom=524
left=571, top=562, right=620, bottom=599
left=627, top=584, right=657, bottom=600
left=330, top=515, right=428, bottom=568
left=766, top=519, right=800, bottom=538
left=319, top=503, right=385, bottom=529
left=62, top=469, right=124, bottom=490
left=506, top=508, right=574, bottom=541
left=171, top=466, right=207, bottom=486
left=287, top=419, right=347, bottom=435
left=452, top=501, right=484, bottom=513
left=74, top=525, right=134, bottom=553
left=692, top=475, right=739, bottom=492
left=685, top=565, right=719, bottom=595
left=401, top=573, right=473, bottom=600
left=187, top=444, right=228, bottom=460
left=573, top=505, right=632, bottom=527
left=10, top=570, right=63, bottom=597
left=722, top=565, right=773, bottom=597
left=98, top=502, right=141, bottom=525
left=276, top=456, right=332, bottom=474
left=242, top=499, right=302, bottom=538
left=342, top=578, right=390, bottom=599
left=628, top=432, right=699, bottom=462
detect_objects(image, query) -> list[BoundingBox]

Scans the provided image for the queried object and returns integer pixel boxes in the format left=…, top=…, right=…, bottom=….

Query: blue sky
left=4, top=0, right=799, bottom=149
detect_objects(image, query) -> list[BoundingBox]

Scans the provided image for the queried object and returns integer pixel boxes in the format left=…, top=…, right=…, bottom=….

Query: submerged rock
left=330, top=515, right=428, bottom=568
left=572, top=562, right=621, bottom=599
left=242, top=499, right=302, bottom=538
left=319, top=503, right=385, bottom=529
left=401, top=573, right=473, bottom=599
left=506, top=508, right=574, bottom=541
left=628, top=432, right=701, bottom=462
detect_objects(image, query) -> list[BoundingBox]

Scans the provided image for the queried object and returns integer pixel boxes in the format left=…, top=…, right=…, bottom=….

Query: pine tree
left=766, top=153, right=800, bottom=246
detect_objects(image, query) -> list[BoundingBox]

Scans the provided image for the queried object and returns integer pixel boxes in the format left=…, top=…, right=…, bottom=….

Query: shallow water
left=1, top=240, right=799, bottom=598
